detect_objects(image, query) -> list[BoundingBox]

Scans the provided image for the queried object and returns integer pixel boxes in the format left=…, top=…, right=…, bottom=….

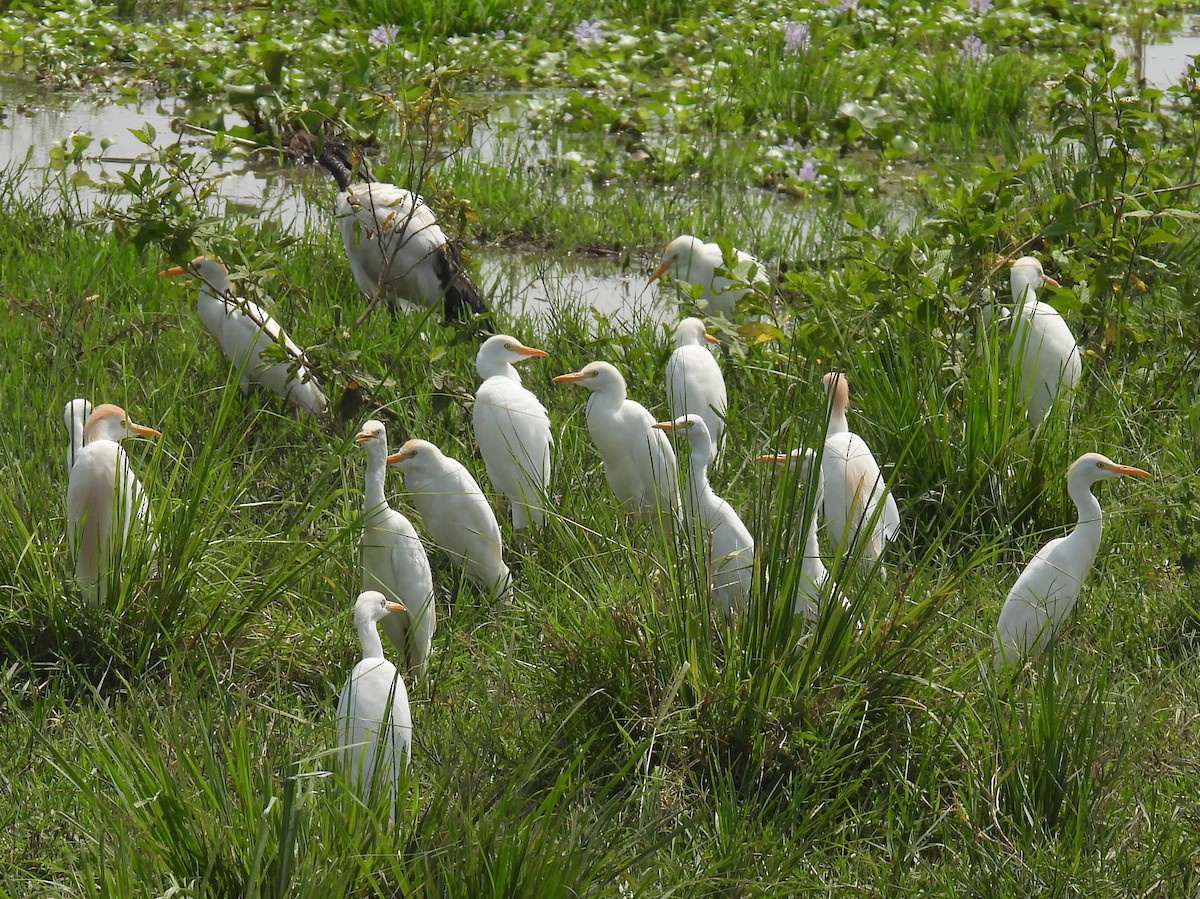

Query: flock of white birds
left=58, top=157, right=1150, bottom=803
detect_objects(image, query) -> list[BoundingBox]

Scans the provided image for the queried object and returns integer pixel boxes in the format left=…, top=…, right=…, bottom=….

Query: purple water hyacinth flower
left=968, top=0, right=993, bottom=13
left=837, top=0, right=858, bottom=13
left=368, top=24, right=399, bottom=47
left=797, top=159, right=817, bottom=182
left=575, top=19, right=603, bottom=47
left=959, top=33, right=986, bottom=63
left=783, top=21, right=810, bottom=54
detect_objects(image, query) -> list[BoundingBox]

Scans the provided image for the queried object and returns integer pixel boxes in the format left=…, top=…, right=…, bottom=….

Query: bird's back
left=336, top=657, right=412, bottom=791
left=666, top=345, right=726, bottom=449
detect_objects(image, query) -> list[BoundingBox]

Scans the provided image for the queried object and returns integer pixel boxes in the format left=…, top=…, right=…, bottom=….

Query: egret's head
left=387, top=438, right=440, bottom=469
left=673, top=316, right=719, bottom=349
left=553, top=360, right=624, bottom=395
left=1069, top=452, right=1149, bottom=486
left=649, top=234, right=702, bottom=284
left=354, top=419, right=388, bottom=453
left=160, top=255, right=232, bottom=296
left=1009, top=256, right=1059, bottom=304
left=83, top=403, right=162, bottom=445
left=822, top=372, right=849, bottom=410
left=476, top=334, right=549, bottom=376
left=354, top=590, right=406, bottom=628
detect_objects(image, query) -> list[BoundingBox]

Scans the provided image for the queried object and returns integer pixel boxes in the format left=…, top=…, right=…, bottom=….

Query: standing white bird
left=666, top=318, right=727, bottom=459
left=65, top=404, right=160, bottom=604
left=819, top=374, right=900, bottom=568
left=473, top=335, right=553, bottom=531
left=387, top=439, right=513, bottom=602
left=655, top=415, right=753, bottom=616
left=336, top=590, right=413, bottom=805
left=1008, top=256, right=1082, bottom=426
left=356, top=419, right=436, bottom=681
left=994, top=453, right=1148, bottom=668
left=760, top=448, right=838, bottom=621
left=161, top=257, right=328, bottom=418
left=648, top=235, right=769, bottom=318
left=554, top=361, right=681, bottom=529
left=63, top=398, right=93, bottom=475
left=317, top=137, right=487, bottom=322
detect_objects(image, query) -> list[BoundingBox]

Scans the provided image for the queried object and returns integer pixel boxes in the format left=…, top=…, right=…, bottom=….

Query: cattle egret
left=666, top=318, right=727, bottom=459
left=356, top=419, right=436, bottom=681
left=656, top=415, right=753, bottom=616
left=336, top=590, right=412, bottom=805
left=473, top=335, right=552, bottom=530
left=820, top=373, right=899, bottom=568
left=65, top=404, right=160, bottom=603
left=994, top=453, right=1148, bottom=668
left=760, top=448, right=838, bottom=621
left=318, top=138, right=487, bottom=322
left=1009, top=256, right=1082, bottom=426
left=387, top=439, right=513, bottom=602
left=63, top=398, right=93, bottom=475
left=161, top=257, right=328, bottom=418
left=648, top=235, right=768, bottom=318
left=554, top=361, right=681, bottom=529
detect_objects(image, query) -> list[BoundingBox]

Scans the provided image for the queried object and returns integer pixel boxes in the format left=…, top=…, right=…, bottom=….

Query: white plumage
left=820, top=374, right=899, bottom=568
left=65, top=403, right=159, bottom=603
left=473, top=335, right=553, bottom=531
left=656, top=415, right=753, bottom=616
left=1008, top=256, right=1082, bottom=426
left=649, top=234, right=768, bottom=318
left=356, top=419, right=436, bottom=681
left=388, top=438, right=513, bottom=602
left=666, top=318, right=727, bottom=459
left=554, top=361, right=681, bottom=529
left=336, top=590, right=412, bottom=805
left=63, top=397, right=93, bottom=475
left=161, top=256, right=328, bottom=418
left=994, top=452, right=1148, bottom=668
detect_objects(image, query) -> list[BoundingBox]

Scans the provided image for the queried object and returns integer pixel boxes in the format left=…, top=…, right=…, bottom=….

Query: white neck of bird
left=357, top=614, right=386, bottom=660
left=363, top=444, right=389, bottom=516
left=1068, top=476, right=1104, bottom=532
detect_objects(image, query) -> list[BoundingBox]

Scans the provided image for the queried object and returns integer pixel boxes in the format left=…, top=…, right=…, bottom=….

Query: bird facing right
left=335, top=590, right=413, bottom=806
left=666, top=318, right=727, bottom=460
left=1008, top=256, right=1082, bottom=426
left=994, top=452, right=1148, bottom=668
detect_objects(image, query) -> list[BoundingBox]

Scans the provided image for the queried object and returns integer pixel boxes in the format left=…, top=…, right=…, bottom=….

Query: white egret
left=65, top=404, right=160, bottom=603
left=760, top=449, right=838, bottom=621
left=473, top=335, right=553, bottom=531
left=356, top=419, right=436, bottom=681
left=336, top=590, right=412, bottom=804
left=554, top=361, right=681, bottom=528
left=655, top=415, right=753, bottom=616
left=318, top=138, right=487, bottom=322
left=1008, top=256, right=1081, bottom=426
left=666, top=318, right=727, bottom=459
left=387, top=439, right=513, bottom=602
left=648, top=235, right=768, bottom=318
left=820, top=373, right=899, bottom=568
left=161, top=257, right=328, bottom=418
left=994, top=453, right=1148, bottom=668
left=63, top=398, right=93, bottom=475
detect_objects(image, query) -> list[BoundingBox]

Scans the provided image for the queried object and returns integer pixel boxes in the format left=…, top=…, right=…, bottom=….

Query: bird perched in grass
left=161, top=256, right=328, bottom=418
left=317, top=135, right=488, bottom=324
left=554, top=361, right=681, bottom=530
left=1008, top=256, right=1081, bottom=426
left=473, top=335, right=553, bottom=531
left=655, top=414, right=753, bottom=616
left=336, top=590, right=412, bottom=806
left=994, top=452, right=1148, bottom=668
left=666, top=317, right=727, bottom=460
left=649, top=234, right=768, bottom=318
left=356, top=419, right=436, bottom=681
left=388, top=438, right=513, bottom=602
left=66, top=403, right=160, bottom=604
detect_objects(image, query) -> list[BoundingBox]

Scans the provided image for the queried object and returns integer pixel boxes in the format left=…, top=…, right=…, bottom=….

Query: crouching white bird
left=63, top=397, right=93, bottom=475
left=655, top=414, right=753, bottom=616
left=820, top=373, right=900, bottom=568
left=387, top=439, right=513, bottom=602
left=760, top=448, right=839, bottom=621
left=317, top=137, right=488, bottom=322
left=666, top=318, right=727, bottom=459
left=66, top=403, right=160, bottom=603
left=336, top=590, right=413, bottom=805
left=473, top=335, right=553, bottom=530
left=994, top=452, right=1148, bottom=669
left=554, top=361, right=681, bottom=529
left=649, top=234, right=768, bottom=318
left=1008, top=256, right=1081, bottom=426
left=356, top=419, right=436, bottom=681
left=161, top=256, right=328, bottom=418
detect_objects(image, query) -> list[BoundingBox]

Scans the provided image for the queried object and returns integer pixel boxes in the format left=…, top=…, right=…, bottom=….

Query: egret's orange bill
left=517, top=346, right=549, bottom=357
left=553, top=371, right=589, bottom=383
left=759, top=454, right=788, bottom=463
left=1106, top=463, right=1150, bottom=477
left=1042, top=275, right=1061, bottom=287
left=705, top=334, right=720, bottom=345
left=648, top=261, right=670, bottom=283
left=384, top=600, right=407, bottom=613
left=386, top=450, right=416, bottom=465
left=132, top=423, right=163, bottom=438
left=159, top=266, right=187, bottom=276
